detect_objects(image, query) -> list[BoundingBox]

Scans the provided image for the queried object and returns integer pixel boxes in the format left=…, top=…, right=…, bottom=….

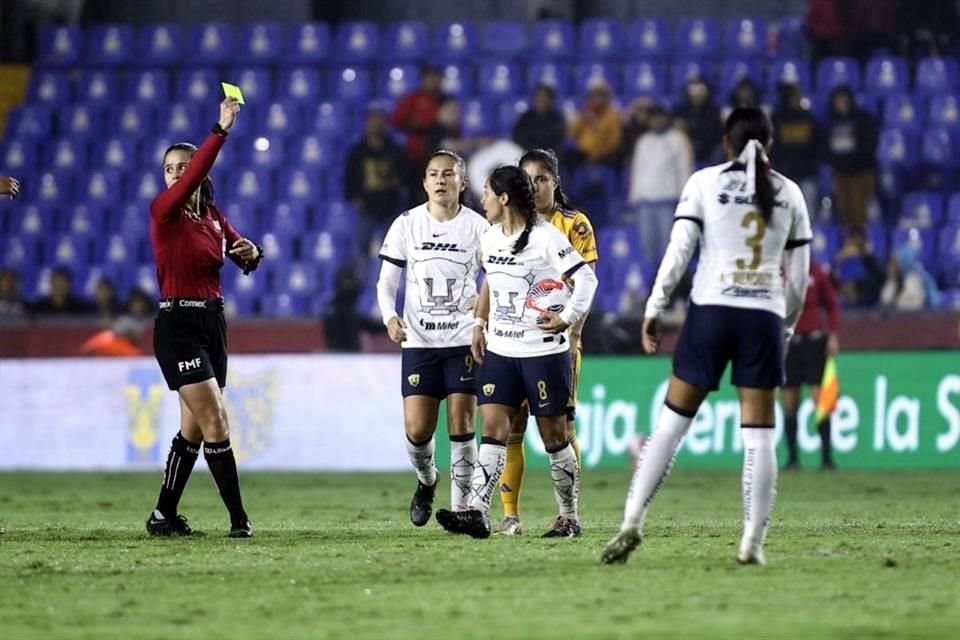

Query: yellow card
left=220, top=82, right=245, bottom=104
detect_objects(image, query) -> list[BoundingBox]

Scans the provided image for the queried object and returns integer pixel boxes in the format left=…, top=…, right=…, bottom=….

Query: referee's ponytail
left=164, top=142, right=216, bottom=209
left=488, top=165, right=537, bottom=254
left=725, top=107, right=774, bottom=223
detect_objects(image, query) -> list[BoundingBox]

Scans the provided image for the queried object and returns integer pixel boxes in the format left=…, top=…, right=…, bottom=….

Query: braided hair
left=426, top=149, right=468, bottom=205
left=488, top=165, right=537, bottom=254
left=163, top=142, right=216, bottom=211
left=518, top=148, right=576, bottom=212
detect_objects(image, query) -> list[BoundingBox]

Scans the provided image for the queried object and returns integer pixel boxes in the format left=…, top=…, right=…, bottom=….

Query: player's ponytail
left=426, top=149, right=468, bottom=205
left=518, top=148, right=576, bottom=212
left=489, top=165, right=537, bottom=254
left=725, top=107, right=774, bottom=223
left=164, top=142, right=216, bottom=209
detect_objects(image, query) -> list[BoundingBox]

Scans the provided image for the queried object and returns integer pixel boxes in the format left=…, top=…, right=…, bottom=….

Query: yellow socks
left=499, top=433, right=525, bottom=517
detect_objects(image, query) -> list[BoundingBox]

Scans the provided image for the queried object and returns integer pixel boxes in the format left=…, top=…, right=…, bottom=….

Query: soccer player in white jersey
left=601, top=107, right=813, bottom=566
left=435, top=165, right=599, bottom=539
left=377, top=150, right=489, bottom=527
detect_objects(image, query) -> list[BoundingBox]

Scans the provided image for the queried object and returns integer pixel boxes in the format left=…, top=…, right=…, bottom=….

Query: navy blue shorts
left=673, top=303, right=785, bottom=391
left=477, top=350, right=571, bottom=417
left=401, top=346, right=477, bottom=399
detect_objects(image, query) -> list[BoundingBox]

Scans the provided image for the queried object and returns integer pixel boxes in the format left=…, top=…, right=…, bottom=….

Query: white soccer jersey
left=481, top=221, right=589, bottom=358
left=379, top=204, right=488, bottom=348
left=651, top=162, right=813, bottom=318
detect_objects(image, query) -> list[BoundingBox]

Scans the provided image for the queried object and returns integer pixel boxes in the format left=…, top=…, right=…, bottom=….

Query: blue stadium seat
left=78, top=170, right=121, bottom=204
left=309, top=101, right=347, bottom=140
left=76, top=70, right=120, bottom=104
left=257, top=101, right=302, bottom=136
left=14, top=203, right=56, bottom=237
left=578, top=19, right=623, bottom=61
left=31, top=171, right=72, bottom=204
left=63, top=104, right=105, bottom=139
left=229, top=67, right=272, bottom=104
left=675, top=18, right=720, bottom=58
left=627, top=19, right=671, bottom=60
left=725, top=17, right=767, bottom=58
left=37, top=25, right=83, bottom=67
left=440, top=63, right=473, bottom=97
left=891, top=226, right=936, bottom=267
left=128, top=70, right=170, bottom=103
left=176, top=68, right=219, bottom=104
left=246, top=136, right=286, bottom=169
left=864, top=222, right=889, bottom=264
left=27, top=69, right=71, bottom=104
left=293, top=134, right=334, bottom=170
left=768, top=58, right=811, bottom=93
left=136, top=24, right=182, bottom=66
left=236, top=23, right=283, bottom=63
left=260, top=292, right=310, bottom=317
left=301, top=230, right=342, bottom=264
left=2, top=235, right=37, bottom=270
left=264, top=202, right=310, bottom=234
left=876, top=128, right=918, bottom=169
left=811, top=223, right=840, bottom=267
left=816, top=57, right=861, bottom=92
left=220, top=202, right=261, bottom=239
left=531, top=20, right=576, bottom=61
left=671, top=59, right=716, bottom=94
left=433, top=22, right=478, bottom=61
left=864, top=55, right=909, bottom=96
left=720, top=59, right=763, bottom=96
left=575, top=63, right=621, bottom=95
left=5, top=106, right=52, bottom=139
left=335, top=21, right=380, bottom=63
left=527, top=63, right=571, bottom=95
left=87, top=25, right=134, bottom=66
left=916, top=57, right=959, bottom=95
left=920, top=128, right=959, bottom=188
left=96, top=232, right=142, bottom=269
left=496, top=98, right=528, bottom=137
left=329, top=66, right=373, bottom=102
left=45, top=234, right=91, bottom=268
left=280, top=170, right=324, bottom=204
left=94, top=137, right=137, bottom=170
left=948, top=193, right=960, bottom=224
left=0, top=140, right=39, bottom=174
left=928, top=94, right=960, bottom=130
left=379, top=65, right=420, bottom=100
left=478, top=63, right=521, bottom=97
left=161, top=102, right=203, bottom=137
left=481, top=21, right=528, bottom=60
left=285, top=23, right=330, bottom=64
left=882, top=94, right=922, bottom=130
left=258, top=229, right=296, bottom=262
left=900, top=192, right=944, bottom=227
left=323, top=200, right=357, bottom=240
left=384, top=21, right=429, bottom=62
left=278, top=67, right=323, bottom=102
left=623, top=62, right=668, bottom=98
left=48, top=139, right=88, bottom=172
left=111, top=104, right=157, bottom=141
left=108, top=202, right=146, bottom=235
left=190, top=23, right=234, bottom=65
left=773, top=16, right=805, bottom=57
left=126, top=169, right=163, bottom=204
left=460, top=98, right=496, bottom=138
left=229, top=168, right=274, bottom=204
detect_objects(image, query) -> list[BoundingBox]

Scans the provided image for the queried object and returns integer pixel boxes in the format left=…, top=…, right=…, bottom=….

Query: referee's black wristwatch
left=243, top=241, right=264, bottom=275
left=212, top=123, right=229, bottom=137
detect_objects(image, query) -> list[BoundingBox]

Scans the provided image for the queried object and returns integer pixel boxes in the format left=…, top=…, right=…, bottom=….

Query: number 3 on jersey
left=736, top=210, right=766, bottom=271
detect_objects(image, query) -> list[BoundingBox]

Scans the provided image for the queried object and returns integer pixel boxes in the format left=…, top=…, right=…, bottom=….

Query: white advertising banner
left=0, top=355, right=409, bottom=470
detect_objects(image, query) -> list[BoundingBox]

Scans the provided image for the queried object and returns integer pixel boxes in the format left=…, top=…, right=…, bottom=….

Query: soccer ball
left=527, top=278, right=572, bottom=323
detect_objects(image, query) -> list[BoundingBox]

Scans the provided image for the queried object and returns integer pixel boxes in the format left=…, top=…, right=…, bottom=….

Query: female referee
left=496, top=149, right=599, bottom=536
left=377, top=150, right=488, bottom=527
left=435, top=165, right=599, bottom=539
left=145, top=97, right=262, bottom=538
left=602, top=107, right=812, bottom=566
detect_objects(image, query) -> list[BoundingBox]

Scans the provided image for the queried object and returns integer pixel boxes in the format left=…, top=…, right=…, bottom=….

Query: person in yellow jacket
left=568, top=80, right=622, bottom=164
left=497, top=148, right=599, bottom=536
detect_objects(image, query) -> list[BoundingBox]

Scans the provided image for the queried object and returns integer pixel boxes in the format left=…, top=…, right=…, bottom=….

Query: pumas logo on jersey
left=419, top=241, right=462, bottom=252
left=407, top=374, right=421, bottom=387
left=487, top=255, right=517, bottom=265
left=482, top=383, right=496, bottom=396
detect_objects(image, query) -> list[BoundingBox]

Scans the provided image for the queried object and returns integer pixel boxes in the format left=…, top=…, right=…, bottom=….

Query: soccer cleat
left=410, top=480, right=437, bottom=527
left=497, top=515, right=523, bottom=536
left=229, top=520, right=254, bottom=538
left=542, top=516, right=582, bottom=538
left=600, top=529, right=642, bottom=564
left=737, top=536, right=767, bottom=566
left=436, top=508, right=491, bottom=539
left=146, top=511, right=197, bottom=537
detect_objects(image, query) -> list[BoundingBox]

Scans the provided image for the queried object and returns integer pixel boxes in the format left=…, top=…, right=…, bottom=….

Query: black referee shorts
left=153, top=298, right=227, bottom=391
left=784, top=333, right=828, bottom=388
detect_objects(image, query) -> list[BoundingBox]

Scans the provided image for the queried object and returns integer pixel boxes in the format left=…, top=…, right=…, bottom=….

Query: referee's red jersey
left=794, top=262, right=840, bottom=336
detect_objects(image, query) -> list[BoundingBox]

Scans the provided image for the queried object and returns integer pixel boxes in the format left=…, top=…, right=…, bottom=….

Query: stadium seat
left=136, top=24, right=182, bottom=66
left=286, top=23, right=331, bottom=63
left=527, top=63, right=571, bottom=95
left=719, top=59, right=763, bottom=96
left=481, top=21, right=528, bottom=60
left=63, top=104, right=105, bottom=139
left=627, top=19, right=671, bottom=60
left=900, top=192, right=943, bottom=227
left=245, top=135, right=286, bottom=169
left=78, top=170, right=120, bottom=204
left=190, top=23, right=234, bottom=65
left=110, top=202, right=149, bottom=237
left=335, top=21, right=380, bottom=63
left=2, top=235, right=37, bottom=270
left=478, top=63, right=521, bottom=97
left=578, top=19, right=624, bottom=61
left=882, top=94, right=922, bottom=130
left=928, top=94, right=960, bottom=130
left=48, top=139, right=88, bottom=171
left=811, top=223, right=841, bottom=266
left=574, top=63, right=621, bottom=95
left=94, top=138, right=137, bottom=170
left=948, top=193, right=960, bottom=224
left=675, top=18, right=720, bottom=58
left=87, top=25, right=134, bottom=66
left=110, top=104, right=156, bottom=139
left=919, top=127, right=959, bottom=188
left=96, top=232, right=142, bottom=269
left=280, top=170, right=323, bottom=204
left=671, top=59, right=716, bottom=94
left=229, top=168, right=274, bottom=204
left=4, top=106, right=52, bottom=139
left=176, top=68, right=219, bottom=104
left=309, top=101, right=347, bottom=140
left=496, top=98, right=528, bottom=137
left=531, top=20, right=576, bottom=61
left=460, top=98, right=496, bottom=138
left=37, top=25, right=83, bottom=67
left=384, top=21, right=429, bottom=62
left=323, top=200, right=358, bottom=241
left=724, top=17, right=767, bottom=58
left=262, top=202, right=309, bottom=234
left=45, top=234, right=91, bottom=268
left=0, top=140, right=39, bottom=174
left=128, top=70, right=170, bottom=103
left=230, top=67, right=272, bottom=104
left=126, top=169, right=163, bottom=204
left=876, top=128, right=918, bottom=169
left=864, top=222, right=889, bottom=263
left=27, top=69, right=71, bottom=104
left=767, top=58, right=811, bottom=93
left=440, top=63, right=473, bottom=97
left=31, top=171, right=72, bottom=204
left=329, top=66, right=373, bottom=102
left=773, top=15, right=805, bottom=57
left=161, top=102, right=203, bottom=137
left=236, top=23, right=283, bottom=63
left=278, top=67, right=323, bottom=102
left=433, top=21, right=478, bottom=61
left=622, top=62, right=668, bottom=98
left=379, top=65, right=420, bottom=100
left=76, top=70, right=120, bottom=104
left=916, top=57, right=959, bottom=95
left=14, top=203, right=56, bottom=237
left=891, top=226, right=936, bottom=267
left=864, top=55, right=909, bottom=96
left=293, top=134, right=334, bottom=170
left=258, top=101, right=303, bottom=136
left=816, top=57, right=861, bottom=92
left=302, top=230, right=342, bottom=264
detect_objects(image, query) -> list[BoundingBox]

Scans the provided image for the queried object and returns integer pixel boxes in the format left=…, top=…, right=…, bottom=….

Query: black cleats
left=601, top=529, right=642, bottom=564
left=410, top=480, right=437, bottom=527
left=146, top=512, right=197, bottom=537
left=542, top=516, right=582, bottom=538
left=229, top=520, right=254, bottom=538
left=436, top=508, right=491, bottom=539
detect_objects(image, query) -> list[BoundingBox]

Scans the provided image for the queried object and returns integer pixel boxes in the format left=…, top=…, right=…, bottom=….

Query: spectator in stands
left=0, top=267, right=29, bottom=319
left=345, top=106, right=406, bottom=260
left=1, top=176, right=20, bottom=198
left=833, top=228, right=885, bottom=307
left=323, top=262, right=367, bottom=352
left=673, top=77, right=723, bottom=168
left=30, top=266, right=94, bottom=315
left=125, top=287, right=155, bottom=319
left=897, top=0, right=960, bottom=58
left=620, top=96, right=653, bottom=164
left=512, top=84, right=566, bottom=154
left=723, top=77, right=762, bottom=120
left=92, top=277, right=123, bottom=327
left=426, top=97, right=488, bottom=159
left=627, top=103, right=693, bottom=261
left=391, top=65, right=444, bottom=200
left=824, top=86, right=878, bottom=232
left=568, top=79, right=622, bottom=167
left=881, top=238, right=942, bottom=311
left=772, top=83, right=820, bottom=219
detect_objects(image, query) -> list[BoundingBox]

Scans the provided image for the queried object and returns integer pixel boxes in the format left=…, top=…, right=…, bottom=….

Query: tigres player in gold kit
left=498, top=149, right=599, bottom=536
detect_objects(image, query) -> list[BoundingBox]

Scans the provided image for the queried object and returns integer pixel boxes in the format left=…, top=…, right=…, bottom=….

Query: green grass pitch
left=1, top=469, right=957, bottom=639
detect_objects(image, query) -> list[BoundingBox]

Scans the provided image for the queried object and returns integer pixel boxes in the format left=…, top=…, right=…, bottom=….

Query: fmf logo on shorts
left=125, top=368, right=165, bottom=465
left=178, top=357, right=202, bottom=373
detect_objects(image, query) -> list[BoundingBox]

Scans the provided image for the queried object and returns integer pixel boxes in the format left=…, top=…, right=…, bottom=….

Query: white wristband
left=473, top=317, right=486, bottom=329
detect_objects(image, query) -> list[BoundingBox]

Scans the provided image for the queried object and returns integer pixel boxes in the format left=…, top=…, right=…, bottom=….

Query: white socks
left=449, top=436, right=478, bottom=511
left=405, top=435, right=438, bottom=487
left=548, top=443, right=580, bottom=521
left=467, top=441, right=506, bottom=514
left=621, top=403, right=693, bottom=532
left=741, top=426, right=777, bottom=552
